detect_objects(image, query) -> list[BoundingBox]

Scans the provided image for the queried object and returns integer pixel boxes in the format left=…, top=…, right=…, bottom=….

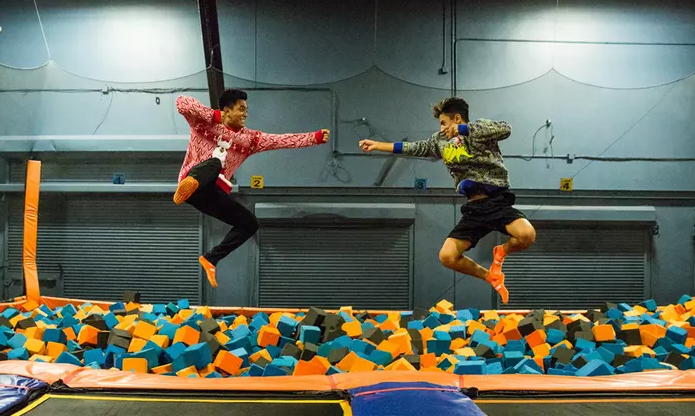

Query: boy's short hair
left=219, top=89, right=248, bottom=110
left=433, top=98, right=469, bottom=121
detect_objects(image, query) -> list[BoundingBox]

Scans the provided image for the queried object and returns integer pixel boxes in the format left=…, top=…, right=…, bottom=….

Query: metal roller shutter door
left=7, top=194, right=202, bottom=304
left=258, top=225, right=412, bottom=310
left=500, top=223, right=650, bottom=310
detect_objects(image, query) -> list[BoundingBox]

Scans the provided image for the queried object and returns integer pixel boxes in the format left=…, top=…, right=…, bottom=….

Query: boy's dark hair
left=433, top=97, right=469, bottom=122
left=218, top=89, right=248, bottom=110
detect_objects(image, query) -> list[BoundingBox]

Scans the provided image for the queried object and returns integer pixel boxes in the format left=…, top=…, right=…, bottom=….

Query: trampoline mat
left=476, top=398, right=695, bottom=416
left=14, top=395, right=348, bottom=416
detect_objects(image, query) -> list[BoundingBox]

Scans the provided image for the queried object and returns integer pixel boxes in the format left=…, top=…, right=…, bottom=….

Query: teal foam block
left=546, top=329, right=566, bottom=345
left=299, top=326, right=321, bottom=345
left=453, top=361, right=484, bottom=375
left=575, top=360, right=615, bottom=376
left=326, top=366, right=343, bottom=375
left=163, top=342, right=187, bottom=362
left=469, top=330, right=490, bottom=347
left=55, top=351, right=82, bottom=366
left=666, top=326, right=687, bottom=344
left=205, top=371, right=223, bottom=378
left=503, top=351, right=525, bottom=368
left=8, top=333, right=27, bottom=350
left=263, top=365, right=290, bottom=377
left=83, top=349, right=106, bottom=366
left=485, top=362, right=504, bottom=375
left=369, top=350, right=393, bottom=367
left=450, top=325, right=466, bottom=340
left=277, top=316, right=298, bottom=338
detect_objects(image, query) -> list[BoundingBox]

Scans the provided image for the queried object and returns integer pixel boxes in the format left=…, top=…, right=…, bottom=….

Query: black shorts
left=448, top=190, right=526, bottom=250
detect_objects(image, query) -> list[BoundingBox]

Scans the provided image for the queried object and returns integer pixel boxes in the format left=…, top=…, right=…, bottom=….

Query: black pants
left=185, top=158, right=259, bottom=265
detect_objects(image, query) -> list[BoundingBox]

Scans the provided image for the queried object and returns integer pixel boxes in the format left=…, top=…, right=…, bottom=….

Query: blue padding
left=349, top=382, right=485, bottom=416
left=0, top=374, right=47, bottom=414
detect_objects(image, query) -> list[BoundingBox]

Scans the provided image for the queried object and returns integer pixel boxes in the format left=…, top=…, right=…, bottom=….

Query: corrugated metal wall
left=7, top=194, right=202, bottom=303
left=258, top=224, right=412, bottom=309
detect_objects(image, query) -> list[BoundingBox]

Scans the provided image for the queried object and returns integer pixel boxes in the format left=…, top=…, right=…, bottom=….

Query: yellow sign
left=560, top=178, right=573, bottom=192
left=251, top=175, right=264, bottom=189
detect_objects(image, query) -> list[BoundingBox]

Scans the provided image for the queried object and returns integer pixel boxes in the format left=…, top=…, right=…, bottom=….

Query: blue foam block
left=8, top=348, right=28, bottom=360
left=327, top=366, right=342, bottom=375
left=426, top=339, right=451, bottom=356
left=353, top=340, right=376, bottom=356
left=369, top=350, right=393, bottom=367
left=333, top=336, right=355, bottom=349
left=548, top=368, right=575, bottom=376
left=485, top=362, right=504, bottom=375
left=248, top=364, right=265, bottom=376
left=0, top=308, right=19, bottom=320
left=277, top=316, right=298, bottom=338
left=671, top=344, right=691, bottom=354
left=163, top=342, right=188, bottom=362
left=8, top=333, right=27, bottom=350
left=576, top=338, right=596, bottom=352
left=450, top=325, right=466, bottom=340
left=61, top=314, right=79, bottom=329
left=206, top=371, right=223, bottom=378
left=503, top=351, right=525, bottom=368
left=131, top=348, right=160, bottom=370
left=263, top=365, right=289, bottom=377
left=505, top=340, right=526, bottom=353
left=43, top=328, right=67, bottom=345
left=433, top=330, right=452, bottom=341
left=102, top=313, right=119, bottom=330
left=437, top=357, right=457, bottom=371
left=107, top=303, right=124, bottom=313
left=317, top=342, right=334, bottom=358
left=575, top=360, right=615, bottom=377
left=166, top=303, right=180, bottom=316
left=230, top=348, right=250, bottom=368
left=439, top=314, right=454, bottom=324
left=456, top=310, right=473, bottom=322
left=271, top=356, right=298, bottom=368
left=666, top=326, right=687, bottom=344
left=546, top=329, right=566, bottom=346
left=502, top=366, right=518, bottom=375
left=423, top=315, right=441, bottom=329
left=55, top=351, right=82, bottom=366
left=172, top=350, right=198, bottom=372
left=679, top=357, right=695, bottom=370
left=677, top=294, right=693, bottom=306
left=453, top=361, right=484, bottom=375
left=374, top=314, right=388, bottom=324
left=231, top=325, right=251, bottom=340
left=518, top=364, right=543, bottom=375
left=177, top=299, right=190, bottom=309
left=85, top=361, right=102, bottom=370
left=266, top=345, right=282, bottom=359
left=278, top=336, right=295, bottom=349
left=638, top=299, right=658, bottom=312
left=226, top=336, right=252, bottom=353
left=362, top=321, right=376, bottom=332
left=655, top=337, right=675, bottom=351
left=597, top=347, right=616, bottom=364
left=299, top=326, right=321, bottom=345
left=514, top=358, right=543, bottom=374
left=338, top=311, right=354, bottom=323
left=606, top=308, right=624, bottom=320
left=469, top=330, right=490, bottom=347
left=83, top=349, right=106, bottom=366
left=601, top=342, right=625, bottom=355
left=104, top=345, right=126, bottom=367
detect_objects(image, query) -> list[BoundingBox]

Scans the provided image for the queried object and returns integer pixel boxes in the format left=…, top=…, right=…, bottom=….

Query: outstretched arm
left=252, top=129, right=329, bottom=153
left=360, top=136, right=442, bottom=159
left=175, top=95, right=216, bottom=126
left=444, top=119, right=511, bottom=142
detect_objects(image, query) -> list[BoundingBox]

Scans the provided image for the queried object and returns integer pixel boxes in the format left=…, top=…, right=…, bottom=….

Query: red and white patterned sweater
left=176, top=95, right=324, bottom=193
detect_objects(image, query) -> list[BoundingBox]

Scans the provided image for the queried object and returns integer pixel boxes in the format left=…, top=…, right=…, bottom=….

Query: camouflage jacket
left=396, top=119, right=512, bottom=190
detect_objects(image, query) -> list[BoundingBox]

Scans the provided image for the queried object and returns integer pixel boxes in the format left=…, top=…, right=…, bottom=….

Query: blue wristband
left=393, top=142, right=404, bottom=154
left=458, top=124, right=469, bottom=136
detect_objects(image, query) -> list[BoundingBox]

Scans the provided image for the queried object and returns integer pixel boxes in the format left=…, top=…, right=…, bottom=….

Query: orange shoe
left=199, top=256, right=218, bottom=288
left=486, top=270, right=509, bottom=304
left=173, top=177, right=199, bottom=205
left=490, top=244, right=508, bottom=275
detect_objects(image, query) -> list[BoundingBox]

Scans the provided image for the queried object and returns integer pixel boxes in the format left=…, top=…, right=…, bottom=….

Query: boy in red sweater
left=174, top=89, right=329, bottom=288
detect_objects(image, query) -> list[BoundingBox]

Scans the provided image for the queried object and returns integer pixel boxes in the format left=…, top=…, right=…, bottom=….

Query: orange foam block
left=24, top=339, right=46, bottom=356
left=592, top=324, right=616, bottom=342
left=386, top=358, right=417, bottom=371
left=128, top=337, right=148, bottom=353
left=150, top=335, right=171, bottom=349
left=310, top=356, right=331, bottom=373
left=531, top=343, right=551, bottom=358
left=176, top=365, right=199, bottom=378
left=153, top=364, right=173, bottom=375
left=350, top=356, right=377, bottom=372
left=46, top=342, right=67, bottom=359
left=25, top=327, right=45, bottom=340
left=420, top=353, right=437, bottom=368
left=502, top=327, right=522, bottom=341
left=20, top=299, right=40, bottom=312
left=215, top=332, right=231, bottom=345
left=436, top=300, right=454, bottom=313
left=467, top=320, right=487, bottom=336
left=337, top=352, right=360, bottom=372
left=376, top=340, right=399, bottom=358
left=257, top=326, right=281, bottom=348
left=173, top=326, right=201, bottom=347
left=293, top=360, right=327, bottom=376
left=133, top=321, right=157, bottom=340
left=29, top=355, right=54, bottom=363
left=214, top=351, right=244, bottom=376
left=250, top=349, right=272, bottom=364
left=379, top=319, right=399, bottom=332
left=77, top=325, right=100, bottom=346
left=199, top=364, right=217, bottom=378
left=122, top=357, right=148, bottom=373
left=63, top=327, right=76, bottom=342
left=342, top=320, right=363, bottom=338
left=525, top=330, right=547, bottom=348
left=388, top=332, right=411, bottom=355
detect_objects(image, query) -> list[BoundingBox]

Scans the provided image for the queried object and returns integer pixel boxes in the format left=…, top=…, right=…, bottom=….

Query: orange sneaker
left=486, top=270, right=509, bottom=304
left=199, top=256, right=218, bottom=288
left=490, top=244, right=507, bottom=275
left=173, top=177, right=199, bottom=205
